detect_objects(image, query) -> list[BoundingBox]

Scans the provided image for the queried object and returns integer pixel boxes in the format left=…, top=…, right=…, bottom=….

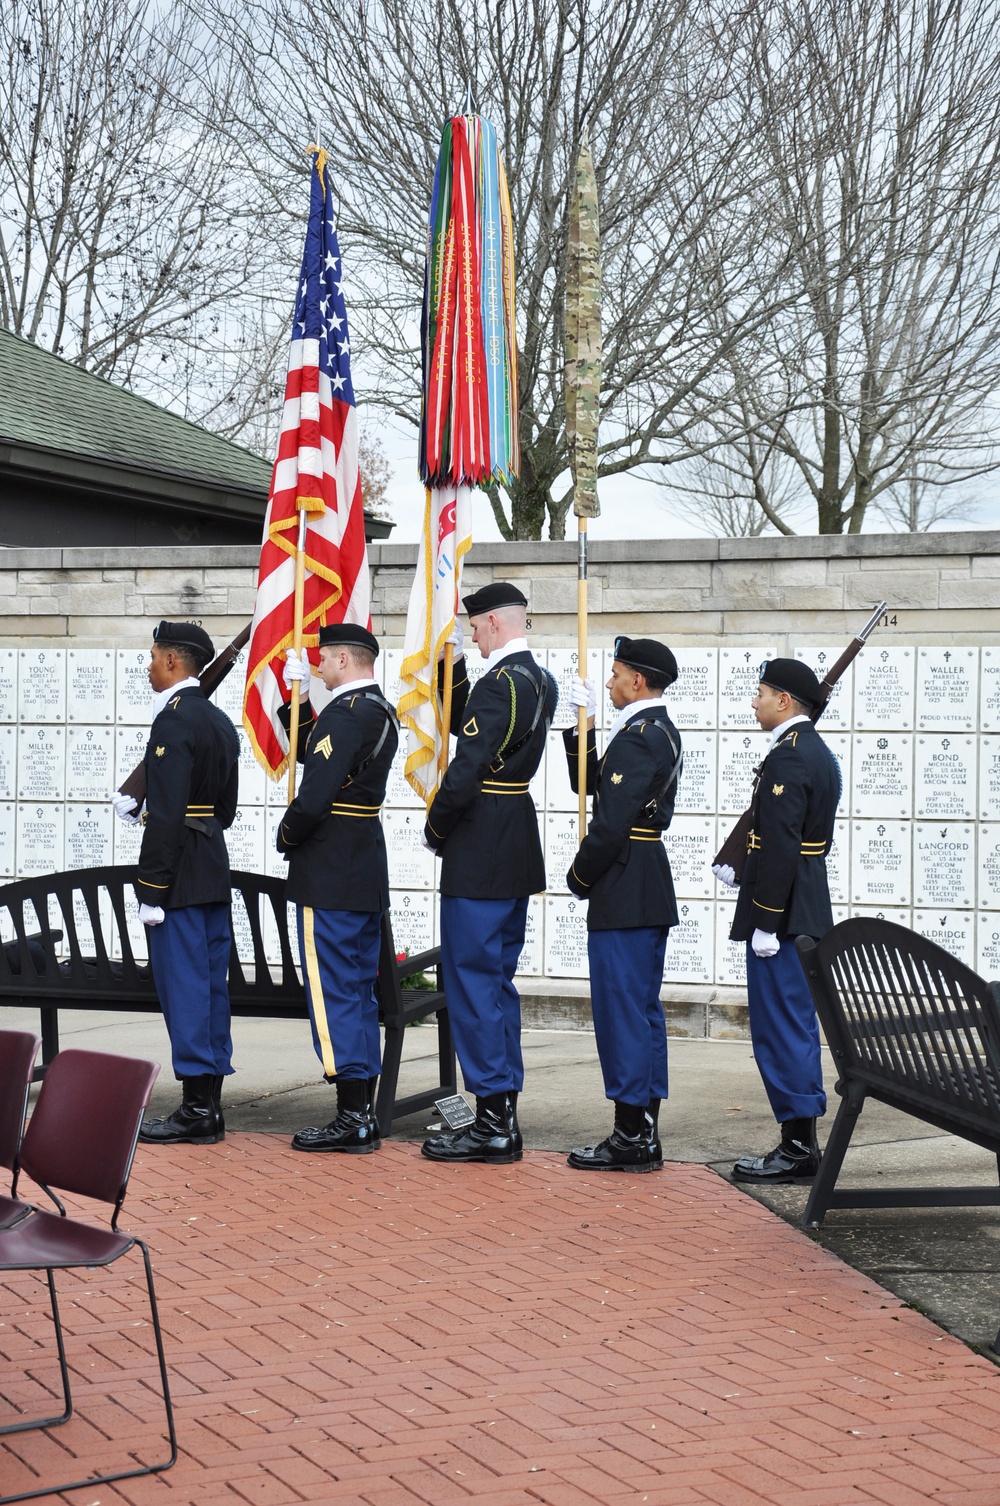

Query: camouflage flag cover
left=565, top=134, right=602, bottom=519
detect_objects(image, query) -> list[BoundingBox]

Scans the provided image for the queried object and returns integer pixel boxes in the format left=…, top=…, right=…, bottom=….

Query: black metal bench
left=796, top=916, right=1000, bottom=1233
left=0, top=866, right=455, bottom=1136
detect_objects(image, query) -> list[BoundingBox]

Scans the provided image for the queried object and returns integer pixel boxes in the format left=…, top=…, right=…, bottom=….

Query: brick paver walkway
left=1, top=1137, right=999, bottom=1505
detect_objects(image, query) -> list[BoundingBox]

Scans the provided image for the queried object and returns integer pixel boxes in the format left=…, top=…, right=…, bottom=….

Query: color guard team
left=112, top=592, right=841, bottom=1186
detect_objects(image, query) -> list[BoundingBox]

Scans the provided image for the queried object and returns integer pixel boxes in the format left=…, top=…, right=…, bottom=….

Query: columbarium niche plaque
left=390, top=889, right=435, bottom=955
left=826, top=821, right=850, bottom=904
left=17, top=726, right=64, bottom=802
left=66, top=727, right=115, bottom=802
left=516, top=895, right=544, bottom=976
left=0, top=803, right=14, bottom=879
left=794, top=648, right=852, bottom=731
left=225, top=807, right=265, bottom=874
left=713, top=903, right=746, bottom=987
left=19, top=650, right=65, bottom=724
left=851, top=735, right=912, bottom=818
left=916, top=648, right=978, bottom=730
left=115, top=726, right=149, bottom=786
left=545, top=737, right=576, bottom=812
left=211, top=649, right=249, bottom=722
left=0, top=652, right=17, bottom=723
left=914, top=736, right=976, bottom=820
left=717, top=732, right=767, bottom=814
left=977, top=823, right=1000, bottom=910
left=64, top=804, right=113, bottom=871
left=115, top=651, right=153, bottom=723
left=673, top=732, right=716, bottom=814
left=979, top=737, right=1000, bottom=821
left=982, top=649, right=1000, bottom=731
left=383, top=808, right=437, bottom=890
left=668, top=649, right=718, bottom=730
left=913, top=910, right=975, bottom=968
left=665, top=817, right=715, bottom=898
left=544, top=812, right=578, bottom=894
left=663, top=902, right=713, bottom=983
left=913, top=823, right=974, bottom=909
left=976, top=914, right=1000, bottom=978
left=112, top=810, right=143, bottom=865
left=851, top=820, right=911, bottom=906
left=66, top=650, right=115, bottom=723
left=385, top=747, right=423, bottom=809
left=719, top=648, right=776, bottom=729
left=853, top=647, right=914, bottom=730
left=825, top=735, right=851, bottom=815
left=16, top=804, right=64, bottom=877
left=542, top=895, right=589, bottom=978
left=234, top=729, right=268, bottom=806
left=547, top=649, right=606, bottom=728
left=0, top=726, right=14, bottom=800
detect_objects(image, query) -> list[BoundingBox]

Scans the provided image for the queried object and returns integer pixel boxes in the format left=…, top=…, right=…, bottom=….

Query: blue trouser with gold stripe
left=439, top=895, right=528, bottom=1096
left=148, top=903, right=232, bottom=1080
left=297, top=907, right=382, bottom=1080
left=588, top=925, right=670, bottom=1106
left=745, top=937, right=826, bottom=1122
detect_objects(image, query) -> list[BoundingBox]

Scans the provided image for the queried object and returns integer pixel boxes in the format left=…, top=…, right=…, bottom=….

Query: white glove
left=283, top=649, right=312, bottom=693
left=111, top=791, right=141, bottom=824
left=139, top=904, right=165, bottom=927
left=570, top=676, right=596, bottom=719
left=751, top=928, right=780, bottom=958
left=712, top=863, right=738, bottom=888
left=439, top=620, right=464, bottom=660
left=420, top=832, right=436, bottom=852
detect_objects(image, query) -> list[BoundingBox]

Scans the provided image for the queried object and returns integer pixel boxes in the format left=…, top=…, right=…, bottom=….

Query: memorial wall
left=1, top=530, right=998, bottom=1026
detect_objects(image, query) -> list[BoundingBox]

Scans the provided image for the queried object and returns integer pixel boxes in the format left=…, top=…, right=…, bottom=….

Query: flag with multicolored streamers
left=243, top=148, right=371, bottom=779
left=400, top=112, right=519, bottom=801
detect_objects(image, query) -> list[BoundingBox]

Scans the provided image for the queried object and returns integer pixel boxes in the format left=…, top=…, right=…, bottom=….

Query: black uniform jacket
left=277, top=685, right=398, bottom=911
left=136, top=686, right=239, bottom=909
left=563, top=707, right=682, bottom=932
left=425, top=651, right=557, bottom=900
left=730, top=719, right=840, bottom=942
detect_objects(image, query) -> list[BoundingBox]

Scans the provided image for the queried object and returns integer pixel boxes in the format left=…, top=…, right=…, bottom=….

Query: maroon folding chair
left=0, top=1030, right=40, bottom=1230
left=0, top=1048, right=176, bottom=1503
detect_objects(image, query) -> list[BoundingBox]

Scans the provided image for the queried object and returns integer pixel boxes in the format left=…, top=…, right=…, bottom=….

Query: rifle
left=712, top=602, right=887, bottom=882
left=116, top=622, right=252, bottom=808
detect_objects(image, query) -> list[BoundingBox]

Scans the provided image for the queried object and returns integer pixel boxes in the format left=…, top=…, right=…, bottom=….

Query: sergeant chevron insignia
left=772, top=783, right=784, bottom=795
left=313, top=734, right=334, bottom=759
left=463, top=716, right=479, bottom=737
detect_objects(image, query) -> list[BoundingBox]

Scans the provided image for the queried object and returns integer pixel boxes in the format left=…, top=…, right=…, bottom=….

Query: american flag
left=243, top=148, right=371, bottom=779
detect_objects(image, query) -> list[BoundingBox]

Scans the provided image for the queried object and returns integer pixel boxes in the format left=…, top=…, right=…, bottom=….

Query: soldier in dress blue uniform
left=421, top=582, right=557, bottom=1164
left=114, top=621, right=240, bottom=1146
left=278, top=623, right=398, bottom=1153
left=562, top=637, right=682, bottom=1172
left=714, top=658, right=840, bottom=1182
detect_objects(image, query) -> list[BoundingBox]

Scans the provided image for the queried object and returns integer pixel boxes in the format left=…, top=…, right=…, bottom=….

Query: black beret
left=153, top=620, right=214, bottom=664
left=612, top=636, right=678, bottom=686
left=462, top=581, right=528, bottom=617
left=318, top=622, right=380, bottom=657
left=759, top=657, right=824, bottom=709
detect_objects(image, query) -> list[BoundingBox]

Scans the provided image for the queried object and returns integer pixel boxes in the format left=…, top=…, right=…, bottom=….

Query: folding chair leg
left=0, top=1269, right=73, bottom=1438
left=802, top=1085, right=865, bottom=1232
left=436, top=1007, right=456, bottom=1096
left=0, top=1245, right=177, bottom=1505
left=377, top=1027, right=404, bottom=1138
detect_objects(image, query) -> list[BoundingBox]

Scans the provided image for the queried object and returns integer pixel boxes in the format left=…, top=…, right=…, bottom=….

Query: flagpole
left=577, top=518, right=588, bottom=837
left=287, top=507, right=307, bottom=802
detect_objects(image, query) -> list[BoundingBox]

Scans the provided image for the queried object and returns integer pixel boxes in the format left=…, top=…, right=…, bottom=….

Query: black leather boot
left=567, top=1102, right=656, bottom=1172
left=291, top=1077, right=381, bottom=1153
left=211, top=1075, right=226, bottom=1136
left=139, top=1075, right=224, bottom=1145
left=645, top=1097, right=664, bottom=1170
left=732, top=1117, right=820, bottom=1182
left=367, top=1077, right=382, bottom=1142
left=421, top=1091, right=522, bottom=1163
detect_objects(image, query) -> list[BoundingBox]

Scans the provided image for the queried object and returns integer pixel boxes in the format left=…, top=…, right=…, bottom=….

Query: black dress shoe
left=421, top=1092, right=522, bottom=1163
left=568, top=1102, right=658, bottom=1173
left=292, top=1077, right=381, bottom=1154
left=732, top=1117, right=820, bottom=1182
left=645, top=1096, right=664, bottom=1170
left=139, top=1075, right=224, bottom=1145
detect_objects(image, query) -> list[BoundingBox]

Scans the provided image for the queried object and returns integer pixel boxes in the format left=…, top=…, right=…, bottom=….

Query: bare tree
left=206, top=0, right=793, bottom=538
left=694, top=0, right=1000, bottom=535
left=0, top=0, right=271, bottom=427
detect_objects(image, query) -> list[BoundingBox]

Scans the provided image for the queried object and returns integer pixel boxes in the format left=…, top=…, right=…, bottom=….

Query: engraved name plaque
left=0, top=652, right=17, bottom=723
left=516, top=895, right=544, bottom=976
left=978, top=737, right=1000, bottom=821
left=713, top=903, right=746, bottom=987
left=826, top=821, right=850, bottom=904
left=64, top=804, right=114, bottom=871
left=542, top=895, right=589, bottom=977
left=225, top=807, right=265, bottom=874
left=916, top=647, right=978, bottom=730
left=852, top=647, right=915, bottom=730
left=67, top=650, right=115, bottom=723
left=390, top=889, right=435, bottom=955
left=547, top=649, right=607, bottom=728
left=115, top=651, right=153, bottom=723
left=913, top=824, right=975, bottom=909
left=0, top=726, right=14, bottom=800
left=719, top=648, right=776, bottom=729
left=851, top=735, right=912, bottom=818
left=66, top=727, right=115, bottom=801
left=667, top=649, right=718, bottom=730
left=976, top=914, right=1000, bottom=979
left=851, top=820, right=911, bottom=906
left=115, top=725, right=149, bottom=786
left=673, top=731, right=716, bottom=814
left=665, top=817, right=716, bottom=898
left=544, top=812, right=579, bottom=894
left=0, top=803, right=14, bottom=879
left=383, top=808, right=437, bottom=890
left=912, top=910, right=975, bottom=968
left=385, top=747, right=423, bottom=809
left=16, top=804, right=64, bottom=876
left=17, top=726, right=64, bottom=801
left=663, top=902, right=714, bottom=983
left=717, top=732, right=767, bottom=815
left=981, top=648, right=1000, bottom=731
left=794, top=648, right=852, bottom=731
left=19, top=649, right=66, bottom=723
left=976, top=823, right=1000, bottom=911
left=914, top=736, right=976, bottom=820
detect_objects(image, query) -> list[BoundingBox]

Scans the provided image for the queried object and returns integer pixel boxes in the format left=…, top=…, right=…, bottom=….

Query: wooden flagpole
left=286, top=507, right=308, bottom=802
left=577, top=521, right=589, bottom=835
